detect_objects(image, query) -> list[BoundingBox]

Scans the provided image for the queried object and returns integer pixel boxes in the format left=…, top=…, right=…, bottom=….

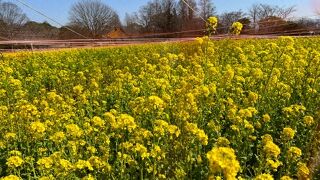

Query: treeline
left=123, top=1, right=319, bottom=36
left=0, top=0, right=320, bottom=40
left=0, top=1, right=59, bottom=40
left=123, top=0, right=214, bottom=35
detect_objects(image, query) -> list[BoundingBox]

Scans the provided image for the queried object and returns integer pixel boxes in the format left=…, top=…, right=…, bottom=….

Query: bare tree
left=248, top=4, right=296, bottom=22
left=198, top=0, right=216, bottom=20
left=0, top=1, right=28, bottom=39
left=278, top=6, right=296, bottom=19
left=162, top=0, right=178, bottom=32
left=137, top=1, right=161, bottom=32
left=68, top=0, right=120, bottom=38
left=124, top=13, right=142, bottom=34
left=219, top=11, right=246, bottom=33
left=249, top=4, right=260, bottom=25
left=135, top=0, right=179, bottom=34
left=178, top=0, right=197, bottom=30
left=248, top=3, right=295, bottom=31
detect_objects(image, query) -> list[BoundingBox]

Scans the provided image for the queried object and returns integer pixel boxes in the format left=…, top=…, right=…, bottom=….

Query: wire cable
left=181, top=0, right=207, bottom=23
left=14, top=0, right=89, bottom=39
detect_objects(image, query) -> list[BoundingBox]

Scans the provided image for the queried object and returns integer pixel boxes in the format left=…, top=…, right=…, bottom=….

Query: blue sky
left=5, top=0, right=319, bottom=27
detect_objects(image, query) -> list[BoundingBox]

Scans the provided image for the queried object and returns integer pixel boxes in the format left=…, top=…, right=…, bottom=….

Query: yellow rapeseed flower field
left=0, top=36, right=319, bottom=179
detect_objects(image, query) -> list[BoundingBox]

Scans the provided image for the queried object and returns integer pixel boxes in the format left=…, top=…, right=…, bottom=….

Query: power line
left=128, top=14, right=320, bottom=38
left=181, top=0, right=207, bottom=23
left=14, top=0, right=89, bottom=39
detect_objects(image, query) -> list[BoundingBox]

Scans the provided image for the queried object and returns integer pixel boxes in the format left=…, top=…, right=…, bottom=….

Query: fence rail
left=0, top=34, right=318, bottom=52
left=0, top=37, right=195, bottom=51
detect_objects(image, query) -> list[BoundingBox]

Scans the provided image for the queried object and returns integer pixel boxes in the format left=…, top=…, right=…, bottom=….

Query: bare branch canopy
left=68, top=0, right=120, bottom=38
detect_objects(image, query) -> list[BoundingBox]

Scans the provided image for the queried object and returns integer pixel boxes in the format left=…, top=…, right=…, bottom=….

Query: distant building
left=105, top=27, right=128, bottom=38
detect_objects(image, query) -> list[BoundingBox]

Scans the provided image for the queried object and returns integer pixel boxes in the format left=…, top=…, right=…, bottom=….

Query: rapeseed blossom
left=262, top=114, right=271, bottom=123
left=49, top=132, right=66, bottom=143
left=6, top=156, right=24, bottom=168
left=65, top=124, right=83, bottom=138
left=1, top=175, right=21, bottom=180
left=303, top=116, right=314, bottom=126
left=30, top=121, right=46, bottom=134
left=207, top=147, right=240, bottom=179
left=263, top=141, right=281, bottom=158
left=37, top=157, right=54, bottom=169
left=266, top=159, right=282, bottom=171
left=207, top=17, right=218, bottom=29
left=280, top=176, right=292, bottom=180
left=297, top=162, right=309, bottom=179
left=255, top=173, right=274, bottom=180
left=231, top=22, right=243, bottom=35
left=282, top=127, right=295, bottom=141
left=287, top=147, right=302, bottom=160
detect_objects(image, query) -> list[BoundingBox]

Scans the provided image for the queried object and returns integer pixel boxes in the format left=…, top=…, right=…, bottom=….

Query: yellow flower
left=75, top=160, right=93, bottom=171
left=88, top=156, right=111, bottom=172
left=297, top=162, right=309, bottom=179
left=38, top=176, right=55, bottom=180
left=244, top=120, right=255, bottom=133
left=82, top=174, right=95, bottom=180
left=0, top=141, right=5, bottom=149
left=37, top=157, right=53, bottom=169
left=134, top=143, right=149, bottom=160
left=248, top=91, right=259, bottom=103
left=38, top=148, right=47, bottom=154
left=207, top=16, right=218, bottom=29
left=262, top=114, right=271, bottom=123
left=73, top=84, right=84, bottom=95
left=1, top=175, right=21, bottom=180
left=49, top=131, right=66, bottom=143
left=195, top=37, right=204, bottom=45
left=185, top=122, right=208, bottom=145
left=148, top=95, right=165, bottom=110
left=303, top=116, right=314, bottom=126
left=87, top=146, right=97, bottom=154
left=249, top=135, right=257, bottom=141
left=266, top=159, right=282, bottom=171
left=30, top=121, right=46, bottom=134
left=9, top=150, right=22, bottom=156
left=282, top=127, right=295, bottom=141
left=117, top=114, right=137, bottom=132
left=4, top=132, right=16, bottom=140
left=91, top=116, right=105, bottom=128
left=104, top=112, right=116, bottom=127
left=150, top=145, right=165, bottom=160
left=255, top=173, right=274, bottom=180
left=263, top=141, right=281, bottom=158
left=174, top=167, right=186, bottom=179
left=6, top=156, right=24, bottom=168
left=280, top=176, right=292, bottom=180
left=215, top=137, right=230, bottom=147
left=167, top=125, right=181, bottom=138
left=261, top=134, right=273, bottom=145
left=287, top=147, right=302, bottom=160
left=207, top=147, right=240, bottom=180
left=59, top=159, right=73, bottom=171
left=231, top=125, right=240, bottom=133
left=224, top=67, right=235, bottom=81
left=231, top=22, right=243, bottom=35
left=65, top=124, right=83, bottom=138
